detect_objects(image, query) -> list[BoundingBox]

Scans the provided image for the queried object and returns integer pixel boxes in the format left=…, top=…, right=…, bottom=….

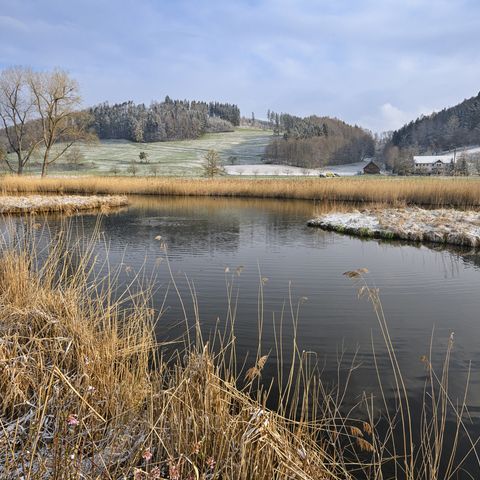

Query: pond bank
left=308, top=207, right=480, bottom=247
left=0, top=194, right=128, bottom=214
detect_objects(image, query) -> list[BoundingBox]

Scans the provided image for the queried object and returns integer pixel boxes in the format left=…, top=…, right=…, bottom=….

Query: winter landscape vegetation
left=2, top=1, right=480, bottom=479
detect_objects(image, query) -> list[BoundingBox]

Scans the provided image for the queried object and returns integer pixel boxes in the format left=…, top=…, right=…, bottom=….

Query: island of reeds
left=308, top=207, right=480, bottom=247
left=0, top=195, right=127, bottom=214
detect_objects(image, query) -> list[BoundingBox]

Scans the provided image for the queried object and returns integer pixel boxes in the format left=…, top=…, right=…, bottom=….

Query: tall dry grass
left=2, top=175, right=480, bottom=207
left=0, top=220, right=477, bottom=479
left=0, top=220, right=357, bottom=479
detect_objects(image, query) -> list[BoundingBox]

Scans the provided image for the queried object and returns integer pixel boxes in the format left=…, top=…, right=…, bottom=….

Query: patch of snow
left=0, top=195, right=128, bottom=214
left=224, top=160, right=369, bottom=177
left=308, top=208, right=480, bottom=248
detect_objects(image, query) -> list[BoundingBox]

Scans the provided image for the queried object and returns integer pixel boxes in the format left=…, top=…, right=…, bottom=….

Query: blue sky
left=1, top=0, right=479, bottom=132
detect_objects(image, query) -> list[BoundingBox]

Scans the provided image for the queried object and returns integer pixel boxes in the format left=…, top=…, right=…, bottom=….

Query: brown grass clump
left=1, top=175, right=480, bottom=207
left=0, top=221, right=353, bottom=480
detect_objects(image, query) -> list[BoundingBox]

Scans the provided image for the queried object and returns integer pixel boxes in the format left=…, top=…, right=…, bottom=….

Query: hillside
left=391, top=92, right=480, bottom=152
left=4, top=128, right=272, bottom=177
left=89, top=98, right=241, bottom=143
left=264, top=113, right=374, bottom=168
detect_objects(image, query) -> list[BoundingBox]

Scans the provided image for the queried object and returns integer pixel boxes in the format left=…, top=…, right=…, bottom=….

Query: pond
left=14, top=195, right=480, bottom=475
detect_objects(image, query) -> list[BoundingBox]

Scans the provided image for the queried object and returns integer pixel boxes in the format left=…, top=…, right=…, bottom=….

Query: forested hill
left=391, top=92, right=480, bottom=152
left=264, top=112, right=374, bottom=167
left=89, top=97, right=241, bottom=142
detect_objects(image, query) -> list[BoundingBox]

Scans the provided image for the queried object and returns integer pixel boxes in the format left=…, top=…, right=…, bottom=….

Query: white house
left=413, top=154, right=455, bottom=175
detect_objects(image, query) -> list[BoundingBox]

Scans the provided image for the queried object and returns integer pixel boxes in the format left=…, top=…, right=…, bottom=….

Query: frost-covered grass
left=308, top=207, right=480, bottom=247
left=5, top=128, right=272, bottom=177
left=225, top=161, right=370, bottom=177
left=0, top=195, right=127, bottom=214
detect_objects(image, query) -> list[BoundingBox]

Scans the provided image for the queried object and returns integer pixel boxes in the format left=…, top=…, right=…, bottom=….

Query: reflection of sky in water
left=4, top=196, right=480, bottom=464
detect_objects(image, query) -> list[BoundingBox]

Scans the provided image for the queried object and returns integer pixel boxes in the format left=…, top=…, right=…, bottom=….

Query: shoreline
left=0, top=194, right=128, bottom=214
left=308, top=207, right=480, bottom=247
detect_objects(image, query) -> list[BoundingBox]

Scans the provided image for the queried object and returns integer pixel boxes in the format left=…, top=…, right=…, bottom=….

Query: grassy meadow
left=7, top=128, right=272, bottom=177
left=2, top=175, right=480, bottom=207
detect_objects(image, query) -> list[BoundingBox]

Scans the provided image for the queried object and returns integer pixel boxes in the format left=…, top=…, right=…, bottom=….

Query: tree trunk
left=16, top=153, right=23, bottom=175
left=41, top=149, right=50, bottom=177
left=41, top=158, right=48, bottom=177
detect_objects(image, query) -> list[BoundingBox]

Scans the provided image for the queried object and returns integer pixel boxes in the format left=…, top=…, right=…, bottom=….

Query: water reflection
left=2, top=196, right=480, bottom=475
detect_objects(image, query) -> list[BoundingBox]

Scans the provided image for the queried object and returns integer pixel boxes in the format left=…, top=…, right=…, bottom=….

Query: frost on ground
left=224, top=160, right=369, bottom=177
left=308, top=207, right=480, bottom=247
left=0, top=195, right=128, bottom=214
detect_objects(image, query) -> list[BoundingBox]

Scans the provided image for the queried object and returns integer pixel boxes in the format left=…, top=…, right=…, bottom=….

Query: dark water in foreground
left=12, top=196, right=480, bottom=475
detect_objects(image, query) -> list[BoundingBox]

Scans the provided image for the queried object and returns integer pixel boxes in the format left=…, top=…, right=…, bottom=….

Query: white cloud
left=1, top=0, right=480, bottom=132
left=380, top=103, right=413, bottom=131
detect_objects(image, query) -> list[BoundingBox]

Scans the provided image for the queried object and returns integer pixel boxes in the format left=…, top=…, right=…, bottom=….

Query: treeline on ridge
left=391, top=92, right=480, bottom=152
left=90, top=97, right=241, bottom=142
left=264, top=112, right=375, bottom=167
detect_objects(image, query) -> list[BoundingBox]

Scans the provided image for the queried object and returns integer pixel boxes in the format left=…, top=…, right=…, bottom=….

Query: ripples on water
left=3, top=195, right=480, bottom=474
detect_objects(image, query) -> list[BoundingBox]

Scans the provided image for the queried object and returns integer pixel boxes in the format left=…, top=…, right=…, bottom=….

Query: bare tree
left=65, top=146, right=84, bottom=169
left=150, top=164, right=160, bottom=176
left=28, top=69, right=92, bottom=177
left=127, top=159, right=138, bottom=176
left=201, top=149, right=225, bottom=177
left=109, top=165, right=120, bottom=176
left=0, top=67, right=42, bottom=174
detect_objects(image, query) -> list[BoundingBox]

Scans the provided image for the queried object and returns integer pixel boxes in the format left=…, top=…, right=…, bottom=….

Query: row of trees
left=90, top=99, right=240, bottom=143
left=0, top=67, right=91, bottom=176
left=391, top=92, right=480, bottom=152
left=264, top=113, right=375, bottom=168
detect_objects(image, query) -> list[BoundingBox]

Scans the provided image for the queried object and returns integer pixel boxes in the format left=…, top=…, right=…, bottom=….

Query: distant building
left=413, top=155, right=455, bottom=175
left=363, top=160, right=381, bottom=175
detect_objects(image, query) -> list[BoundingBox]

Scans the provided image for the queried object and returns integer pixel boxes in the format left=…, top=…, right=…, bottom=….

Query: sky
left=1, top=0, right=480, bottom=132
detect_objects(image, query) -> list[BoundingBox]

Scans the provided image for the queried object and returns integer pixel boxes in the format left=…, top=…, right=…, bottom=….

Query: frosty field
left=8, top=128, right=273, bottom=177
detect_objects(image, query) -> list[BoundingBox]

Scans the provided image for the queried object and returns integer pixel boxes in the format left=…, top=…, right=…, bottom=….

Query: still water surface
left=29, top=196, right=480, bottom=472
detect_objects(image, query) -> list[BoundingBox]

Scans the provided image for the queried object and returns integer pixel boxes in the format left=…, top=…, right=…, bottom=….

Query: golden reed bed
left=1, top=175, right=480, bottom=207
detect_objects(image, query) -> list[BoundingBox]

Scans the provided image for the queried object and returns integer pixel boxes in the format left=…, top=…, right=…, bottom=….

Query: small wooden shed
left=363, top=160, right=381, bottom=175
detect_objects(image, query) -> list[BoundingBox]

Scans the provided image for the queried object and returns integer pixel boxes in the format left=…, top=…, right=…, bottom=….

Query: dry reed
left=1, top=175, right=480, bottom=207
left=0, top=220, right=477, bottom=479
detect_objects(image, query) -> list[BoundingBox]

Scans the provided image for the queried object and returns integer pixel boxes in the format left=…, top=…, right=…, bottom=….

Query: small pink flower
left=149, top=466, right=161, bottom=479
left=192, top=441, right=201, bottom=454
left=133, top=468, right=144, bottom=480
left=66, top=414, right=79, bottom=426
left=142, top=448, right=153, bottom=461
left=168, top=461, right=180, bottom=480
left=207, top=456, right=216, bottom=470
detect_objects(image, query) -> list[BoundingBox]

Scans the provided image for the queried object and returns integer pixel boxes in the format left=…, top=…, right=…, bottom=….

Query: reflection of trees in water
left=118, top=196, right=361, bottom=254
left=366, top=234, right=480, bottom=273
left=431, top=243, right=480, bottom=270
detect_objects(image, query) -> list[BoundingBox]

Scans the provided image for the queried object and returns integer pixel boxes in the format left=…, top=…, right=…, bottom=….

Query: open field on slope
left=2, top=175, right=480, bottom=207
left=5, top=128, right=273, bottom=177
